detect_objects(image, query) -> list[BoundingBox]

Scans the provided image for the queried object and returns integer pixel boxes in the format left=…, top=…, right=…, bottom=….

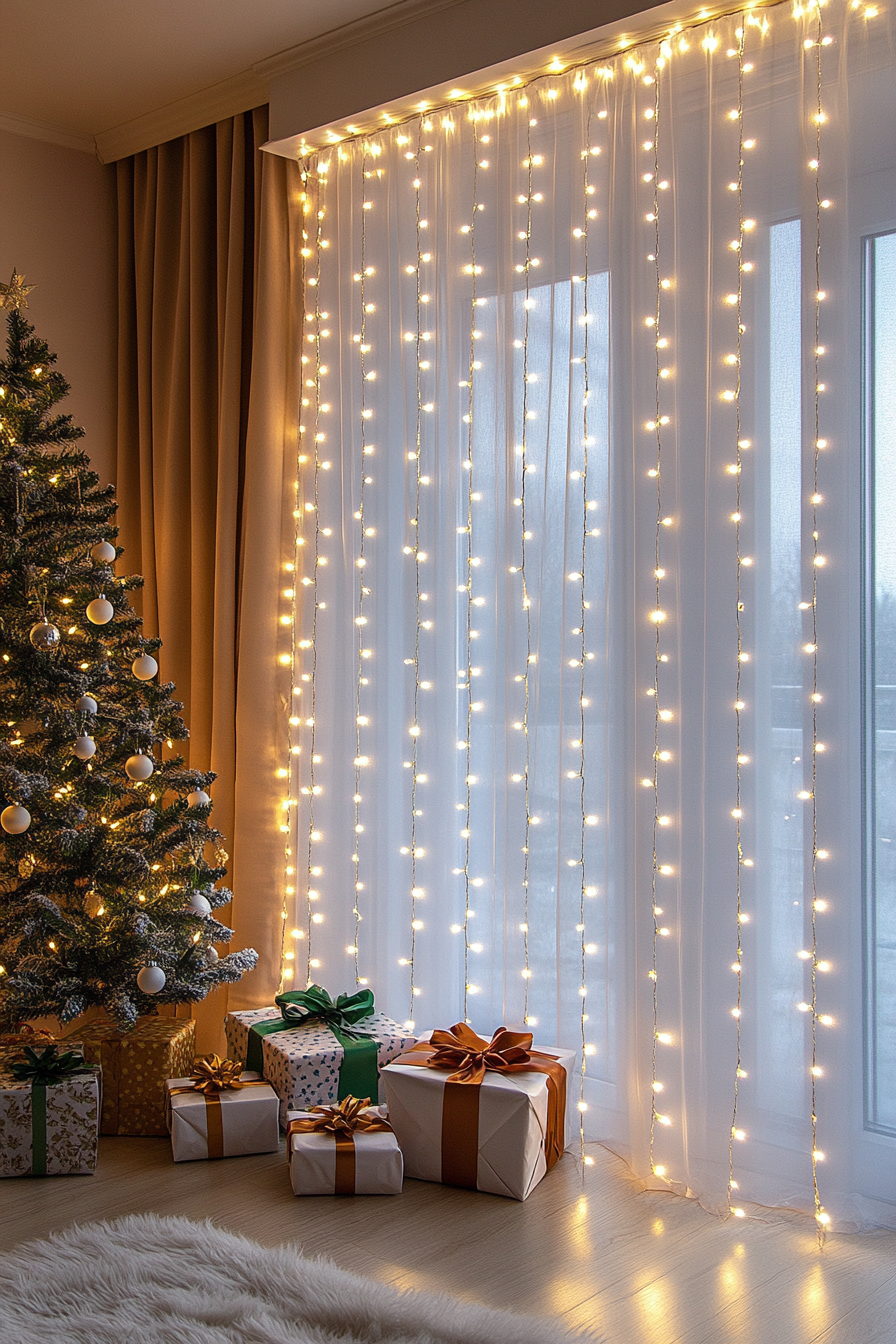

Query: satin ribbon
left=8, top=1049, right=96, bottom=1178
left=397, top=1024, right=568, bottom=1190
left=245, top=985, right=379, bottom=1103
left=286, top=1096, right=394, bottom=1195
left=167, top=1058, right=270, bottom=1159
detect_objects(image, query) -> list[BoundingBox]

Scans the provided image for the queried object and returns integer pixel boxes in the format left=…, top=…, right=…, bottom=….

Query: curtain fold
left=116, top=108, right=302, bottom=1048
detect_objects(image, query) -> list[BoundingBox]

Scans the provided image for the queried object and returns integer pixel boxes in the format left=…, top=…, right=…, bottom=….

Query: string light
left=808, top=0, right=828, bottom=1240
left=645, top=47, right=675, bottom=1186
left=405, top=117, right=428, bottom=1028
left=351, top=142, right=374, bottom=987
left=302, top=169, right=328, bottom=984
left=727, top=17, right=748, bottom=1220
left=460, top=121, right=481, bottom=1025
left=516, top=108, right=536, bottom=1024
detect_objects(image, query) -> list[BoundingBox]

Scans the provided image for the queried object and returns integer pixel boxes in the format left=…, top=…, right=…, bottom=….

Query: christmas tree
left=0, top=274, right=257, bottom=1030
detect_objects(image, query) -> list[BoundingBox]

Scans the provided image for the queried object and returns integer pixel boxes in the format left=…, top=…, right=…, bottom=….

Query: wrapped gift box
left=65, top=1016, right=196, bottom=1136
left=165, top=1070, right=280, bottom=1161
left=225, top=1006, right=417, bottom=1126
left=0, top=1064, right=100, bottom=1178
left=382, top=1029, right=574, bottom=1201
left=286, top=1102, right=403, bottom=1196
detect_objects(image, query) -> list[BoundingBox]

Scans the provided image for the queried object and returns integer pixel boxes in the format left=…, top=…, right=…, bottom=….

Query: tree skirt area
left=0, top=1213, right=600, bottom=1344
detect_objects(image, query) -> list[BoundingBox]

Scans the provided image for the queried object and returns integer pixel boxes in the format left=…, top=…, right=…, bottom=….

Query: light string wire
left=351, top=143, right=372, bottom=987
left=727, top=14, right=748, bottom=1218
left=518, top=112, right=535, bottom=1023
left=460, top=123, right=480, bottom=1024
left=809, top=0, right=828, bottom=1238
left=405, top=115, right=426, bottom=1029
left=279, top=180, right=315, bottom=990
left=302, top=177, right=326, bottom=985
left=645, top=50, right=672, bottom=1181
left=575, top=105, right=594, bottom=1161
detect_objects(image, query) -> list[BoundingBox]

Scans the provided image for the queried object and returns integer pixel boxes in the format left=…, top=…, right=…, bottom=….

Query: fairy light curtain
left=278, top=0, right=896, bottom=1229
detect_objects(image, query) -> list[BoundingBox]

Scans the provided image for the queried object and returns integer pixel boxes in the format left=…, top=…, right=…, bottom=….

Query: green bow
left=246, top=984, right=379, bottom=1102
left=8, top=1045, right=94, bottom=1177
left=9, top=1044, right=89, bottom=1085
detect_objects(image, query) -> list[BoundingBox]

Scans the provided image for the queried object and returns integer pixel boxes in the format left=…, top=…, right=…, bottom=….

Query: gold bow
left=288, top=1095, right=392, bottom=1137
left=424, top=1023, right=534, bottom=1084
left=190, top=1054, right=246, bottom=1094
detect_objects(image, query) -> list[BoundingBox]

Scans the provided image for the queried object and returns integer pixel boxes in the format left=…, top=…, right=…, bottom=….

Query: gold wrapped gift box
left=65, top=1016, right=196, bottom=1136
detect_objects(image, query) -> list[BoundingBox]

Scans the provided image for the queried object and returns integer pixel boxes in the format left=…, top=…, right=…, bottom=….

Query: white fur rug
left=0, top=1213, right=599, bottom=1344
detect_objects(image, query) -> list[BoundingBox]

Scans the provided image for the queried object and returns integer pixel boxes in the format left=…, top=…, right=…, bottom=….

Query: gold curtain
left=116, top=107, right=301, bottom=1050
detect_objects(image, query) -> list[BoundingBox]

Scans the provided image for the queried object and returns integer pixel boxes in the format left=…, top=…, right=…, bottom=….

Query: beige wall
left=0, top=130, right=117, bottom=485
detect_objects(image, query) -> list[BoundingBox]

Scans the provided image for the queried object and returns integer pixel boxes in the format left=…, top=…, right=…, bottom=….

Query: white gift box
left=224, top=1007, right=417, bottom=1126
left=382, top=1046, right=574, bottom=1201
left=165, top=1072, right=280, bottom=1161
left=286, top=1106, right=403, bottom=1195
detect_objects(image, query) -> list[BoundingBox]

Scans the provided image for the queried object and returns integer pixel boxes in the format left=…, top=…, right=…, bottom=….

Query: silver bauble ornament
left=132, top=654, right=158, bottom=681
left=72, top=734, right=96, bottom=761
left=29, top=619, right=61, bottom=650
left=187, top=789, right=211, bottom=808
left=205, top=945, right=219, bottom=964
left=86, top=595, right=114, bottom=625
left=1, top=803, right=31, bottom=834
left=91, top=540, right=116, bottom=564
left=76, top=694, right=98, bottom=715
left=136, top=964, right=166, bottom=995
left=189, top=892, right=212, bottom=918
left=125, top=751, right=154, bottom=781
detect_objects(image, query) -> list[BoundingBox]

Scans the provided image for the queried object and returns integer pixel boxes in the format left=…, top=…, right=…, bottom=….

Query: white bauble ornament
left=86, top=596, right=113, bottom=625
left=73, top=735, right=96, bottom=761
left=188, top=892, right=212, bottom=918
left=76, top=694, right=98, bottom=715
left=205, top=945, right=219, bottom=964
left=187, top=789, right=211, bottom=809
left=1, top=803, right=31, bottom=834
left=91, top=540, right=116, bottom=564
left=125, top=751, right=154, bottom=781
left=136, top=964, right=166, bottom=995
left=132, top=654, right=158, bottom=681
left=29, top=619, right=61, bottom=650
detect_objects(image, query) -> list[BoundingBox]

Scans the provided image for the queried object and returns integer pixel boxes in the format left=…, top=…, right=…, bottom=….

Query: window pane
left=867, top=230, right=896, bottom=1134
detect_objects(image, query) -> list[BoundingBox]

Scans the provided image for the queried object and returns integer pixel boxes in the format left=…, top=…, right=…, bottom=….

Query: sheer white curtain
left=277, top=0, right=896, bottom=1229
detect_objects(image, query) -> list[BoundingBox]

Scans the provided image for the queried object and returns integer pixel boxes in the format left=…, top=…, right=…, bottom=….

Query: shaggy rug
left=0, top=1213, right=600, bottom=1344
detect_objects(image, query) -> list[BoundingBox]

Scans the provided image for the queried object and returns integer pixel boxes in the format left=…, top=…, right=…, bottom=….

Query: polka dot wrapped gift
left=224, top=986, right=417, bottom=1127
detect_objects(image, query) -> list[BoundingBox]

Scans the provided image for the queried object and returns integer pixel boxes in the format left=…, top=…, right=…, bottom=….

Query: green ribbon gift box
left=1, top=1045, right=101, bottom=1178
left=228, top=985, right=417, bottom=1120
left=245, top=986, right=380, bottom=1102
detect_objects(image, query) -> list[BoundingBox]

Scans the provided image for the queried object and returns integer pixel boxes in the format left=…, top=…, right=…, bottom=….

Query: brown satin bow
left=190, top=1054, right=247, bottom=1094
left=424, top=1023, right=534, bottom=1083
left=288, top=1095, right=392, bottom=1137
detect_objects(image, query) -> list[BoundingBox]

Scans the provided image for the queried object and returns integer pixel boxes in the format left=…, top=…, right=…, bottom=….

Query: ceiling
left=0, top=0, right=397, bottom=139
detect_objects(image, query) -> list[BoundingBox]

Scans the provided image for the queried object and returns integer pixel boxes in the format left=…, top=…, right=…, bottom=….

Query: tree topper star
left=0, top=270, right=36, bottom=310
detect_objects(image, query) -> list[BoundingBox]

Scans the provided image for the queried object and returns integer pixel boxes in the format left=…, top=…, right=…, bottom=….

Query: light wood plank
left=1, top=1138, right=894, bottom=1344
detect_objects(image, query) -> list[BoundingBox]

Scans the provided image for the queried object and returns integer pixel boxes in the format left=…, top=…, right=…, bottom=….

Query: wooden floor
left=2, top=1137, right=895, bottom=1343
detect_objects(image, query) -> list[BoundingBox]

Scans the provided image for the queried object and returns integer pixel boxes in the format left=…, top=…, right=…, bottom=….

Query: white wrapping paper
left=165, top=1072, right=280, bottom=1161
left=382, top=1048, right=574, bottom=1201
left=224, top=1007, right=417, bottom=1125
left=0, top=1066, right=100, bottom=1178
left=286, top=1108, right=403, bottom=1195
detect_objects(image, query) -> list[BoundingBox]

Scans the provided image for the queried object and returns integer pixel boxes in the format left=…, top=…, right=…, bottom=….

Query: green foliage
left=0, top=308, right=257, bottom=1030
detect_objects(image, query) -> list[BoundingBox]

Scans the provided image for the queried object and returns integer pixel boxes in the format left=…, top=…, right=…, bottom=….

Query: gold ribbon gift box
left=286, top=1096, right=403, bottom=1196
left=382, top=1025, right=575, bottom=1201
left=166, top=1056, right=280, bottom=1162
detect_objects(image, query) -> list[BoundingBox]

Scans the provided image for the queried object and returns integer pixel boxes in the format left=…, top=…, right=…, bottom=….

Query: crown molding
left=255, top=0, right=468, bottom=80
left=0, top=111, right=97, bottom=156
left=94, top=68, right=269, bottom=165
